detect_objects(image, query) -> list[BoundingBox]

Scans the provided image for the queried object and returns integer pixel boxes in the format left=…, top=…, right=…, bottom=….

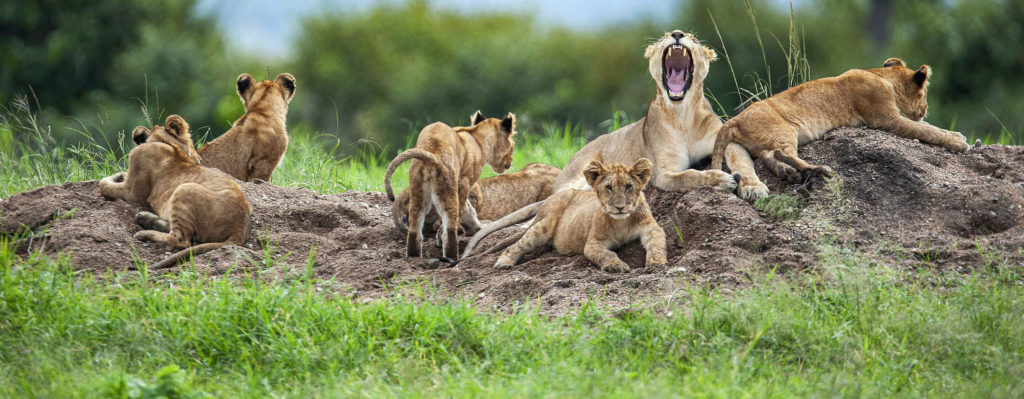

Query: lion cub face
left=236, top=72, right=296, bottom=115
left=879, top=58, right=931, bottom=122
left=644, top=30, right=717, bottom=103
left=132, top=115, right=200, bottom=163
left=584, top=158, right=652, bottom=219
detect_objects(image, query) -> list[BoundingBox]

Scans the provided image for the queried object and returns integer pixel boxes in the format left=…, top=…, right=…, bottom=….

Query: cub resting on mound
left=99, top=115, right=252, bottom=269
left=464, top=30, right=758, bottom=257
left=384, top=111, right=516, bottom=259
left=391, top=163, right=560, bottom=233
left=198, top=73, right=296, bottom=182
left=492, top=158, right=666, bottom=273
left=710, top=58, right=968, bottom=194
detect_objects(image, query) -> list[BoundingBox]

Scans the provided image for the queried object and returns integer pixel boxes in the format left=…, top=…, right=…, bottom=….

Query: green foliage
left=1, top=240, right=1022, bottom=397
left=290, top=1, right=653, bottom=151
left=753, top=193, right=803, bottom=221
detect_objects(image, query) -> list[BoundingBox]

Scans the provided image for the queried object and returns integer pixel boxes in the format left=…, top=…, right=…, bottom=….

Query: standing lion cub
left=198, top=73, right=296, bottom=182
left=99, top=115, right=252, bottom=269
left=493, top=158, right=667, bottom=273
left=384, top=111, right=517, bottom=259
left=710, top=58, right=968, bottom=196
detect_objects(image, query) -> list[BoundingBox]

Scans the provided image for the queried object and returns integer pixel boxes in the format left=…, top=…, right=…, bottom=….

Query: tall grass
left=1, top=240, right=1022, bottom=397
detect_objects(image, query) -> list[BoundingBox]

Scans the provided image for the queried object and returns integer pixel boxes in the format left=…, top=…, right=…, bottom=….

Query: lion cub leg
left=406, top=185, right=429, bottom=258
left=658, top=168, right=737, bottom=193
left=773, top=146, right=835, bottom=180
left=134, top=184, right=201, bottom=249
left=494, top=215, right=556, bottom=269
left=437, top=190, right=461, bottom=259
left=639, top=218, right=668, bottom=268
left=874, top=115, right=969, bottom=152
left=135, top=211, right=170, bottom=233
left=584, top=227, right=630, bottom=273
left=724, top=143, right=769, bottom=201
left=98, top=172, right=130, bottom=200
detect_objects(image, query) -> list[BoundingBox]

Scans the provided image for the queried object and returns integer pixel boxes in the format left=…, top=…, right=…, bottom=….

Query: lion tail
left=384, top=148, right=451, bottom=202
left=144, top=242, right=228, bottom=270
left=461, top=201, right=542, bottom=258
left=710, top=123, right=736, bottom=171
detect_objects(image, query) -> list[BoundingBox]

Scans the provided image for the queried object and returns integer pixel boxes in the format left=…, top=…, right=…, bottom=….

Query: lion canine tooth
left=668, top=47, right=672, bottom=57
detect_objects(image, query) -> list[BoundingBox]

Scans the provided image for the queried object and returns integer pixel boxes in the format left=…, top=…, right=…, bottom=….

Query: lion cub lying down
left=710, top=58, right=968, bottom=197
left=384, top=111, right=517, bottom=259
left=99, top=115, right=252, bottom=269
left=494, top=158, right=667, bottom=273
left=391, top=163, right=560, bottom=233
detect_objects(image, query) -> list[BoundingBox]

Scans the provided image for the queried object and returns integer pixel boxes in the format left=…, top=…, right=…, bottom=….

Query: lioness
left=197, top=73, right=296, bottom=182
left=464, top=30, right=758, bottom=256
left=493, top=158, right=666, bottom=273
left=384, top=111, right=516, bottom=259
left=391, top=163, right=561, bottom=233
left=709, top=58, right=969, bottom=193
left=99, top=115, right=252, bottom=269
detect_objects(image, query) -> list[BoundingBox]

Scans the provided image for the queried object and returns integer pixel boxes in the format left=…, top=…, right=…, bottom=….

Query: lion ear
left=883, top=57, right=905, bottom=68
left=912, top=65, right=930, bottom=87
left=275, top=73, right=296, bottom=103
left=165, top=115, right=190, bottom=138
left=501, top=112, right=515, bottom=133
left=471, top=110, right=485, bottom=126
left=631, top=158, right=653, bottom=187
left=132, top=126, right=151, bottom=145
left=237, top=73, right=255, bottom=103
left=704, top=47, right=718, bottom=62
left=583, top=161, right=605, bottom=188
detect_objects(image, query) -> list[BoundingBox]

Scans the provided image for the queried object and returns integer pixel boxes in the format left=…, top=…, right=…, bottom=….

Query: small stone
left=974, top=138, right=983, bottom=147
left=666, top=267, right=687, bottom=275
left=361, top=243, right=368, bottom=249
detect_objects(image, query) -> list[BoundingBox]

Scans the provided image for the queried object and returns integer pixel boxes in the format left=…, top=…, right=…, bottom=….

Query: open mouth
left=662, top=44, right=693, bottom=101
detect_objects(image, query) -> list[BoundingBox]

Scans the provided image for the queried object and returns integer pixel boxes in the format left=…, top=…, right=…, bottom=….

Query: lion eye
left=604, top=185, right=613, bottom=192
left=624, top=184, right=633, bottom=192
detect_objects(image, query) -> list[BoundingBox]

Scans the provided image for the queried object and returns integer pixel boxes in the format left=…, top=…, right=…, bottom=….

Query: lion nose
left=671, top=30, right=685, bottom=39
left=615, top=205, right=625, bottom=212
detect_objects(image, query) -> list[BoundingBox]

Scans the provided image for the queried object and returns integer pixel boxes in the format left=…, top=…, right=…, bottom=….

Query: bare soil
left=3, top=127, right=1023, bottom=315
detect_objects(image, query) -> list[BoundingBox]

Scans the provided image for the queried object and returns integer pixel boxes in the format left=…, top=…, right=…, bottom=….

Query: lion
left=491, top=158, right=666, bottom=272
left=197, top=73, right=296, bottom=182
left=709, top=58, right=969, bottom=194
left=390, top=163, right=560, bottom=234
left=383, top=111, right=517, bottom=259
left=99, top=115, right=252, bottom=269
left=463, top=30, right=758, bottom=257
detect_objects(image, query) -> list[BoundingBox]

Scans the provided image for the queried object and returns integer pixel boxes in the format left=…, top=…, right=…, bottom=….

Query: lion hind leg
left=135, top=211, right=170, bottom=233
left=495, top=216, right=555, bottom=269
left=773, top=148, right=834, bottom=180
left=438, top=190, right=460, bottom=259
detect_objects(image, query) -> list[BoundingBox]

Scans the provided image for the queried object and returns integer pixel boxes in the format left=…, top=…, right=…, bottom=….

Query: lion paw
left=707, top=170, right=738, bottom=192
left=776, top=164, right=801, bottom=183
left=135, top=211, right=170, bottom=233
left=738, top=182, right=769, bottom=202
left=494, top=259, right=514, bottom=270
left=133, top=230, right=158, bottom=242
left=601, top=261, right=630, bottom=273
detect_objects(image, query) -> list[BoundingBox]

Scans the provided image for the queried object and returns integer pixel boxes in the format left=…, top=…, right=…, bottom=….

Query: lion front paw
left=946, top=133, right=969, bottom=152
left=494, top=258, right=514, bottom=270
left=707, top=170, right=738, bottom=192
left=133, top=230, right=158, bottom=242
left=601, top=261, right=630, bottom=273
left=738, top=181, right=769, bottom=202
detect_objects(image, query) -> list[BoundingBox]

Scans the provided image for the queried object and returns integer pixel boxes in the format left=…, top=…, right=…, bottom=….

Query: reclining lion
left=99, top=115, right=252, bottom=269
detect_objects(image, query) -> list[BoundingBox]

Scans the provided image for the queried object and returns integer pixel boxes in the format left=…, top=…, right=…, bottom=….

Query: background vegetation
left=1, top=0, right=1021, bottom=159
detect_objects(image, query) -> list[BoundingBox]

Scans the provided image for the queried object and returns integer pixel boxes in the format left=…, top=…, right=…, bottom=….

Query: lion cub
left=391, top=163, right=560, bottom=233
left=384, top=111, right=516, bottom=259
left=494, top=158, right=667, bottom=273
left=710, top=58, right=968, bottom=195
left=99, top=115, right=252, bottom=269
left=198, top=73, right=296, bottom=182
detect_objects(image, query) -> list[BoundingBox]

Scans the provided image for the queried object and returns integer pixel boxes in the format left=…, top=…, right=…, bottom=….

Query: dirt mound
left=3, top=127, right=1023, bottom=314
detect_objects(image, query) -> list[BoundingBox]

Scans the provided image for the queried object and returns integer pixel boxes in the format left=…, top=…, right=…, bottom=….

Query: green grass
left=753, top=194, right=803, bottom=221
left=1, top=239, right=1022, bottom=397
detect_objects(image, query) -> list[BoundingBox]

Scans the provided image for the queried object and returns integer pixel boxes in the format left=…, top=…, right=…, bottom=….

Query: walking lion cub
left=494, top=158, right=667, bottom=273
left=710, top=58, right=968, bottom=195
left=384, top=111, right=517, bottom=259
left=99, top=115, right=252, bottom=269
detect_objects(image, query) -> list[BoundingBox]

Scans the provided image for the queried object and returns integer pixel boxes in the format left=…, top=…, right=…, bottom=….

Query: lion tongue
left=667, top=68, right=687, bottom=94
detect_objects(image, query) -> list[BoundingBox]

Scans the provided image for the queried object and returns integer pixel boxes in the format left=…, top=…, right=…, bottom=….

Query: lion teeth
left=668, top=48, right=672, bottom=57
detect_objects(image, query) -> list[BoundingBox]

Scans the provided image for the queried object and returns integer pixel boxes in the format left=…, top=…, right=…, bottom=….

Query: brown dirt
left=3, top=127, right=1023, bottom=315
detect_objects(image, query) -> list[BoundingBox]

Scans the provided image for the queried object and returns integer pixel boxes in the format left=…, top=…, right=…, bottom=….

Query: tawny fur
left=383, top=111, right=517, bottom=259
left=493, top=158, right=667, bottom=273
left=465, top=30, right=759, bottom=256
left=709, top=58, right=968, bottom=197
left=197, top=73, right=296, bottom=182
left=391, top=163, right=560, bottom=233
left=99, top=115, right=252, bottom=269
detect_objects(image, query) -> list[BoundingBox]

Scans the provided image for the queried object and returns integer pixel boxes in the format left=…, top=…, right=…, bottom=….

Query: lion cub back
left=474, top=163, right=560, bottom=220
